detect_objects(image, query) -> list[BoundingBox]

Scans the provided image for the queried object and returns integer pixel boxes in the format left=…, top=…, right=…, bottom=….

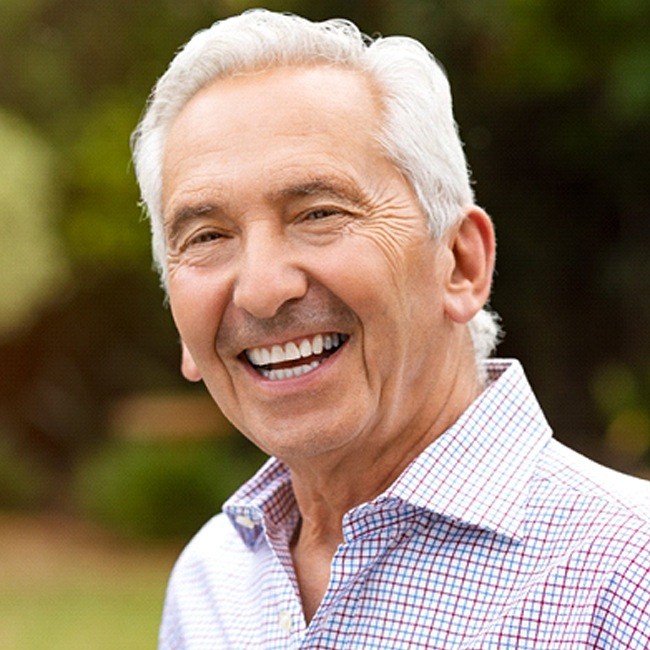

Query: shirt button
left=278, top=610, right=292, bottom=632
left=235, top=514, right=257, bottom=529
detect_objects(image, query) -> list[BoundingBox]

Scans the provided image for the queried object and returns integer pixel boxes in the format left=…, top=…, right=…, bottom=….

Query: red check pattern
left=159, top=360, right=650, bottom=649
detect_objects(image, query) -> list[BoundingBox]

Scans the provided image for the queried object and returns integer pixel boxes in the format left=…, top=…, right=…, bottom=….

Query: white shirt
left=159, top=360, right=650, bottom=648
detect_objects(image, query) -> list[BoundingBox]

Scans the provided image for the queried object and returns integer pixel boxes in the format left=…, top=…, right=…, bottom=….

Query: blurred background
left=0, top=0, right=648, bottom=647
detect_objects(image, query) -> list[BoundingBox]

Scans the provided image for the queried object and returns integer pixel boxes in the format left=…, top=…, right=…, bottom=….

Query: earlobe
left=181, top=341, right=202, bottom=382
left=443, top=207, right=495, bottom=324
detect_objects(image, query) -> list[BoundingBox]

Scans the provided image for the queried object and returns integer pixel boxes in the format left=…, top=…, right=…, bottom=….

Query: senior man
left=132, top=10, right=650, bottom=649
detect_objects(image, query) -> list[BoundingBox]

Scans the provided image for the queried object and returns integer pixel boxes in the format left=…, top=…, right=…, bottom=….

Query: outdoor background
left=1, top=0, right=648, bottom=648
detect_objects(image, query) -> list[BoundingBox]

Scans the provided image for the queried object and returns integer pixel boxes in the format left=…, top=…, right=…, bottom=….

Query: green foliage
left=0, top=0, right=648, bottom=484
left=592, top=363, right=650, bottom=463
left=0, top=109, right=68, bottom=337
left=75, top=436, right=267, bottom=539
left=61, top=92, right=150, bottom=269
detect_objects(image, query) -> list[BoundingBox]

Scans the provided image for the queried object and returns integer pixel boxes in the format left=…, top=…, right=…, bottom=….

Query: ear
left=443, top=207, right=495, bottom=324
left=180, top=341, right=202, bottom=382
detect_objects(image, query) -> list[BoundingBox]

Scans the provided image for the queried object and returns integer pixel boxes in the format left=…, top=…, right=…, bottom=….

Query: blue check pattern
left=159, top=360, right=650, bottom=649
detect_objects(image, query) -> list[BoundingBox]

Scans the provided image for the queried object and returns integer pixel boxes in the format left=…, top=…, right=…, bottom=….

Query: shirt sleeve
left=158, top=562, right=188, bottom=650
left=157, top=515, right=237, bottom=650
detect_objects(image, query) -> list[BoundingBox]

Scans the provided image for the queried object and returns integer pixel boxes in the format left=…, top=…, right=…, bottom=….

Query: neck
left=291, top=358, right=483, bottom=534
left=287, top=351, right=483, bottom=622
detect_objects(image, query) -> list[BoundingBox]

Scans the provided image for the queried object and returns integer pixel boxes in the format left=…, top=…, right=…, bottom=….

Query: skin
left=161, top=65, right=495, bottom=622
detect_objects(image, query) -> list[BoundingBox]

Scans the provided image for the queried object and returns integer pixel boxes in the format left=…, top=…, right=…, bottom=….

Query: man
left=132, top=10, right=650, bottom=649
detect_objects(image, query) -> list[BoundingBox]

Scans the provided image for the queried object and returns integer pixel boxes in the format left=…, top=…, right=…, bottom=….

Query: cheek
left=311, top=242, right=389, bottom=312
left=318, top=233, right=441, bottom=315
left=167, top=269, right=229, bottom=353
left=311, top=243, right=411, bottom=369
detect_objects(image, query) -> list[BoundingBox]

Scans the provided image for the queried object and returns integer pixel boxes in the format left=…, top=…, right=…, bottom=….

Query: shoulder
left=159, top=513, right=269, bottom=648
left=158, top=515, right=237, bottom=648
left=530, top=440, right=650, bottom=587
left=526, top=439, right=650, bottom=577
left=527, top=442, right=650, bottom=643
left=536, top=439, right=650, bottom=522
left=168, top=512, right=250, bottom=587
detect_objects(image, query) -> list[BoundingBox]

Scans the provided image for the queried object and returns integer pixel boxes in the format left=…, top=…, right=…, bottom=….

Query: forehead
left=161, top=65, right=386, bottom=203
left=170, top=64, right=381, bottom=134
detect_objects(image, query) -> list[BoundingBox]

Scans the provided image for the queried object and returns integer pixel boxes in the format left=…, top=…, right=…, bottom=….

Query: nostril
left=233, top=266, right=308, bottom=320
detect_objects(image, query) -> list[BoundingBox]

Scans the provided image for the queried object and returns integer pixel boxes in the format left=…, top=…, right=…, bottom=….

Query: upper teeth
left=246, top=333, right=342, bottom=367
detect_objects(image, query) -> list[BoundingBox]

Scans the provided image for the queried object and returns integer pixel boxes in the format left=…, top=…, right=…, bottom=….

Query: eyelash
left=180, top=206, right=347, bottom=250
left=304, top=208, right=341, bottom=221
left=186, top=230, right=222, bottom=248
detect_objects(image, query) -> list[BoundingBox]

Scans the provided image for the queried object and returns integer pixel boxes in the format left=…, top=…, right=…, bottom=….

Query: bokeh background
left=1, top=0, right=648, bottom=647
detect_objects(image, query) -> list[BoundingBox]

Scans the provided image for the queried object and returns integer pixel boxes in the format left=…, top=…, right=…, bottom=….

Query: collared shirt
left=159, top=360, right=650, bottom=649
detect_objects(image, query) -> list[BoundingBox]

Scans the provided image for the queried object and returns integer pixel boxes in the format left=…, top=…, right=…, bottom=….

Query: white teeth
left=261, top=360, right=321, bottom=381
left=299, top=339, right=312, bottom=358
left=285, top=341, right=301, bottom=361
left=245, top=332, right=347, bottom=376
left=270, top=345, right=284, bottom=363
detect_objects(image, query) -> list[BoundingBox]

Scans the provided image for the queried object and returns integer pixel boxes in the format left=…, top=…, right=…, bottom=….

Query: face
left=162, top=66, right=467, bottom=465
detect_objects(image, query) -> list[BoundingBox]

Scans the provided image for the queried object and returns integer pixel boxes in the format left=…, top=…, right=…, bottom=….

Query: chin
left=246, top=418, right=361, bottom=463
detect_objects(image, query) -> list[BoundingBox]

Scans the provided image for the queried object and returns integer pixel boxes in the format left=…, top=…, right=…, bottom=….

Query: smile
left=244, top=332, right=348, bottom=381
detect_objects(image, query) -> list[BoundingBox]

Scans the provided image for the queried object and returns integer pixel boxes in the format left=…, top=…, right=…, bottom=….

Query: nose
left=232, top=228, right=308, bottom=319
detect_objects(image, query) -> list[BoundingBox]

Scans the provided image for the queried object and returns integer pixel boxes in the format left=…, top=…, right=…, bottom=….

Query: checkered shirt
left=159, top=359, right=650, bottom=649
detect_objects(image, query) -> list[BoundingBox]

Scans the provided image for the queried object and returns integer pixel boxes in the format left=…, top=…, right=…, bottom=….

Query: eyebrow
left=165, top=176, right=366, bottom=243
left=273, top=178, right=365, bottom=205
left=165, top=203, right=218, bottom=243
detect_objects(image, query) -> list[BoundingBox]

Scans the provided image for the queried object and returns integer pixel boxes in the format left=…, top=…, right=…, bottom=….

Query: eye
left=305, top=208, right=340, bottom=221
left=185, top=230, right=222, bottom=248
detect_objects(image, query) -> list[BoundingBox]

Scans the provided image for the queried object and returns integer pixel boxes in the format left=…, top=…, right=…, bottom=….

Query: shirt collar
left=225, top=359, right=551, bottom=547
left=380, top=359, right=551, bottom=540
left=224, top=457, right=294, bottom=550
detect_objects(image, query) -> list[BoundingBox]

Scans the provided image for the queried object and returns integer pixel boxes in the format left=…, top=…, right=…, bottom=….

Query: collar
left=380, top=359, right=551, bottom=540
left=224, top=359, right=552, bottom=547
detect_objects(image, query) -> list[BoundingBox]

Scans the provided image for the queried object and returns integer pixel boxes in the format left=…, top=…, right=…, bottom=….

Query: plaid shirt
left=159, top=360, right=650, bottom=649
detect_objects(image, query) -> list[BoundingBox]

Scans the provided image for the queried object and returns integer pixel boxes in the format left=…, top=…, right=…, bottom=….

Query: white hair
left=131, top=9, right=500, bottom=360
